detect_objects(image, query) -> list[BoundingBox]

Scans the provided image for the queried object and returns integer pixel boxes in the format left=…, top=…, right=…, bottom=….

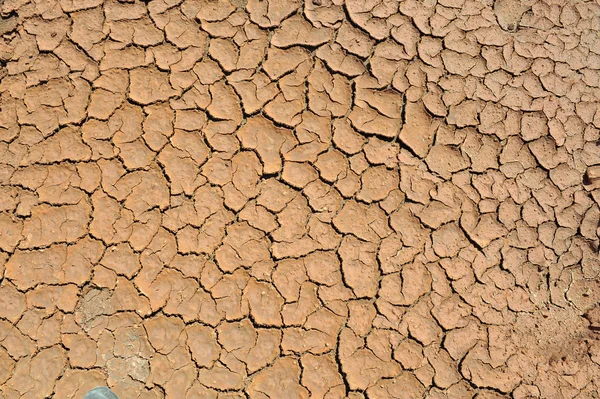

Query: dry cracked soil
left=1, top=0, right=600, bottom=398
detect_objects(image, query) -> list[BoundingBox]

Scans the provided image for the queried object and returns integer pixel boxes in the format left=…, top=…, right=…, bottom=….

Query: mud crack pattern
left=1, top=0, right=600, bottom=397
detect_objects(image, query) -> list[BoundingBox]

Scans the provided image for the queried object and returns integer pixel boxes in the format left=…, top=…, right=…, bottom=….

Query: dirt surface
left=1, top=0, right=600, bottom=398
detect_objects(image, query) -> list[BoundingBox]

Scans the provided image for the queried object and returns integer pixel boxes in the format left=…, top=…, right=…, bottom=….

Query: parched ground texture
left=2, top=0, right=600, bottom=397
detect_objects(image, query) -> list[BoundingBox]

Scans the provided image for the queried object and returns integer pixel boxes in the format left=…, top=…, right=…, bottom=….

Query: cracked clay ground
left=2, top=0, right=600, bottom=398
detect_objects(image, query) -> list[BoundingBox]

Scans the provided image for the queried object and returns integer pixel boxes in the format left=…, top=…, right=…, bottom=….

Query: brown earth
left=1, top=0, right=600, bottom=398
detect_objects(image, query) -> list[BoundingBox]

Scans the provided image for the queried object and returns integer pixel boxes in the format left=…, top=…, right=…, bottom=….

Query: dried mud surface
left=1, top=0, right=600, bottom=398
